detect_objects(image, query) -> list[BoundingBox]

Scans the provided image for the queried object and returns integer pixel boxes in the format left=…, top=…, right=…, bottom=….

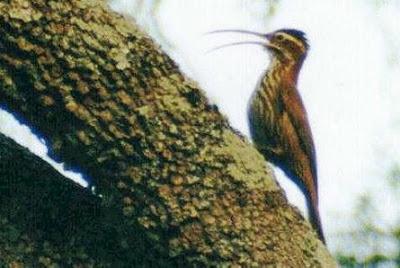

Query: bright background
left=1, top=0, right=399, bottom=263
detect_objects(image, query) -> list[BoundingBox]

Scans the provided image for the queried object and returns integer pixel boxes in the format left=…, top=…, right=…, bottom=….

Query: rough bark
left=0, top=0, right=336, bottom=266
left=0, top=133, right=162, bottom=267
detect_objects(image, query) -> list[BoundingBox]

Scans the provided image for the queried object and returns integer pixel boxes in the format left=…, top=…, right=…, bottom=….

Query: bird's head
left=208, top=28, right=309, bottom=63
left=264, top=29, right=309, bottom=62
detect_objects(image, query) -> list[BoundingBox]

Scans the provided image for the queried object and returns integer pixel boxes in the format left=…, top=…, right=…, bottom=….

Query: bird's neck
left=266, top=57, right=303, bottom=88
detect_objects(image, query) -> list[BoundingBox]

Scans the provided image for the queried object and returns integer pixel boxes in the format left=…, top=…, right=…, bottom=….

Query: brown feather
left=247, top=29, right=325, bottom=243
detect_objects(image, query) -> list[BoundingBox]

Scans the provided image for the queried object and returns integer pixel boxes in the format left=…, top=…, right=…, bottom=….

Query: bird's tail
left=306, top=192, right=325, bottom=244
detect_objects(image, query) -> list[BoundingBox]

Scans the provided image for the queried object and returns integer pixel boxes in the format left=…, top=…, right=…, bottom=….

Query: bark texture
left=0, top=133, right=158, bottom=267
left=0, top=0, right=336, bottom=266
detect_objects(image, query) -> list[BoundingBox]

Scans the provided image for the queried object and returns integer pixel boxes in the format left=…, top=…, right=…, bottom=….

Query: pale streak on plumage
left=275, top=32, right=308, bottom=55
left=249, top=59, right=285, bottom=155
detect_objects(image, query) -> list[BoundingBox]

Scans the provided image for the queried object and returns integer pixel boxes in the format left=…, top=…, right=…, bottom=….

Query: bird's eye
left=275, top=34, right=284, bottom=41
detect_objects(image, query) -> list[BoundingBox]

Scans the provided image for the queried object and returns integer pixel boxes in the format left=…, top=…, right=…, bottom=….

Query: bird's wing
left=281, top=88, right=318, bottom=182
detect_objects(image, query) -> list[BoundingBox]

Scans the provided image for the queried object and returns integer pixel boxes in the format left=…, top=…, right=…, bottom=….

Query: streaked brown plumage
left=210, top=29, right=325, bottom=243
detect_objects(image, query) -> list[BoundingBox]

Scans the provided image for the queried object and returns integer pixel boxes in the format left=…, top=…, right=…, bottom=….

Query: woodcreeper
left=209, top=28, right=325, bottom=243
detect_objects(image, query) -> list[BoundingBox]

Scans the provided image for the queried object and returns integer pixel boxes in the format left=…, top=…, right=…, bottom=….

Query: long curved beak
left=206, top=41, right=267, bottom=53
left=206, top=29, right=272, bottom=40
left=206, top=29, right=275, bottom=53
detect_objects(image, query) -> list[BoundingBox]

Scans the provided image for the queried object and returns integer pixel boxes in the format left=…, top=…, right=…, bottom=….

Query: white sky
left=1, top=0, right=399, bottom=258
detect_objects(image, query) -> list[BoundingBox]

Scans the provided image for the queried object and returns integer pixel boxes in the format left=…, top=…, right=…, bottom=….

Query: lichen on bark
left=0, top=0, right=336, bottom=266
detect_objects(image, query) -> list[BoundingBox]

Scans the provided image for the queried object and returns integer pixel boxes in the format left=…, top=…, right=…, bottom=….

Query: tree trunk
left=0, top=0, right=336, bottom=266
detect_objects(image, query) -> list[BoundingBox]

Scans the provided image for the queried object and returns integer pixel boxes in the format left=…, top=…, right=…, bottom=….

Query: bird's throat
left=268, top=57, right=302, bottom=88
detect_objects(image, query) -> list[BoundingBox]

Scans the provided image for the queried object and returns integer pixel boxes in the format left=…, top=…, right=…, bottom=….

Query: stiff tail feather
left=306, top=194, right=325, bottom=244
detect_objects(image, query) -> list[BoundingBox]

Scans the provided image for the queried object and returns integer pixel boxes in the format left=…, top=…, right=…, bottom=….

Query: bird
left=208, top=28, right=325, bottom=244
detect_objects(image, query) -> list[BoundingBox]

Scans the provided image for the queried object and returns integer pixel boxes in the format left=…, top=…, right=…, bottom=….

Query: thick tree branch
left=0, top=0, right=335, bottom=266
left=0, top=133, right=177, bottom=267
